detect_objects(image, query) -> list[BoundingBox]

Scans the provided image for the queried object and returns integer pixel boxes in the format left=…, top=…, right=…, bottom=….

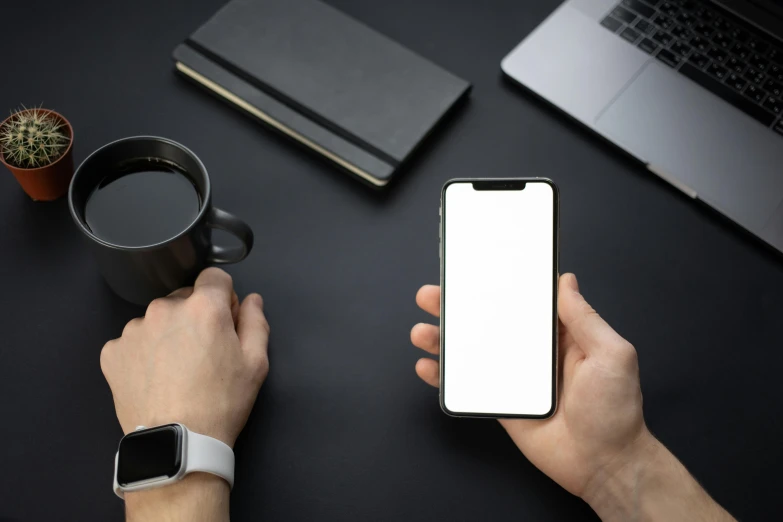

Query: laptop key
left=680, top=63, right=777, bottom=126
left=691, top=36, right=710, bottom=52
left=621, top=0, right=656, bottom=18
left=763, top=96, right=782, bottom=116
left=714, top=17, right=732, bottom=32
left=765, top=80, right=783, bottom=98
left=745, top=84, right=767, bottom=104
left=652, top=14, right=675, bottom=30
left=747, top=39, right=769, bottom=54
left=694, top=7, right=713, bottom=20
left=621, top=26, right=642, bottom=44
left=656, top=48, right=681, bottom=67
left=726, top=73, right=747, bottom=92
left=676, top=12, right=696, bottom=26
left=773, top=119, right=783, bottom=137
left=749, top=54, right=770, bottom=71
left=725, top=56, right=746, bottom=74
left=670, top=24, right=691, bottom=40
left=691, top=21, right=712, bottom=37
left=637, top=38, right=660, bottom=55
left=601, top=16, right=624, bottom=33
left=670, top=41, right=692, bottom=57
left=653, top=31, right=674, bottom=46
left=770, top=64, right=783, bottom=82
left=635, top=19, right=656, bottom=35
left=612, top=6, right=638, bottom=25
left=708, top=47, right=728, bottom=63
left=659, top=2, right=679, bottom=16
left=729, top=27, right=749, bottom=43
left=687, top=52, right=710, bottom=69
left=746, top=67, right=767, bottom=86
left=731, top=43, right=751, bottom=60
left=769, top=48, right=783, bottom=65
left=706, top=62, right=729, bottom=80
left=713, top=32, right=732, bottom=49
left=726, top=74, right=748, bottom=93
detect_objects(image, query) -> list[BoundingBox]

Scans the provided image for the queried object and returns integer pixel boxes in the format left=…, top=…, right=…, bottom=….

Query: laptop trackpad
left=596, top=61, right=783, bottom=231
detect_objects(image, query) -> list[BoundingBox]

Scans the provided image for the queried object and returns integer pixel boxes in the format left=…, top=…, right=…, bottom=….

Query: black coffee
left=84, top=159, right=201, bottom=247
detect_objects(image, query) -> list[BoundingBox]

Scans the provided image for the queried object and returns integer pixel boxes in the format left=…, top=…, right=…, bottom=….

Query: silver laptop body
left=502, top=0, right=783, bottom=253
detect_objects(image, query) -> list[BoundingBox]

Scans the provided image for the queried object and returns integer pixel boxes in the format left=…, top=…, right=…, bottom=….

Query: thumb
left=558, top=274, right=627, bottom=357
left=237, top=293, right=270, bottom=377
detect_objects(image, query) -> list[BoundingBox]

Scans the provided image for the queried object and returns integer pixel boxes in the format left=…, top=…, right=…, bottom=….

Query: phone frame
left=439, top=178, right=560, bottom=419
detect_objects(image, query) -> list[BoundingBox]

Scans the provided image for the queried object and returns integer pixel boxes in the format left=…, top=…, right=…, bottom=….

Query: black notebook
left=173, top=0, right=471, bottom=187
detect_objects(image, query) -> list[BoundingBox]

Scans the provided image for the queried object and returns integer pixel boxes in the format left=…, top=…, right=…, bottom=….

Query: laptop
left=502, top=0, right=783, bottom=253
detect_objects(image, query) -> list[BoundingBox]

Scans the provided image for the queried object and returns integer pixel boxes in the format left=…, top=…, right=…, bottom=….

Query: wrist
left=581, top=428, right=663, bottom=514
left=125, top=473, right=229, bottom=522
left=582, top=430, right=735, bottom=522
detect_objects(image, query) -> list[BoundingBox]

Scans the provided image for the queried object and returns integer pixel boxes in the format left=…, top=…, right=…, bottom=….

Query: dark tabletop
left=1, top=0, right=782, bottom=520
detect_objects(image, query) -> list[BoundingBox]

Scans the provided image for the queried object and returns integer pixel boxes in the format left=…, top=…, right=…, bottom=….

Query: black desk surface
left=1, top=0, right=782, bottom=520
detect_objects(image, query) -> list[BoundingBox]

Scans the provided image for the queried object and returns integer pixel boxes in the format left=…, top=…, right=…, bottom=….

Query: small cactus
left=0, top=107, right=70, bottom=169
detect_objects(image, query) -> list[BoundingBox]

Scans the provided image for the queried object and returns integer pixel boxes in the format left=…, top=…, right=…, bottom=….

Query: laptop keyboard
left=601, top=0, right=783, bottom=137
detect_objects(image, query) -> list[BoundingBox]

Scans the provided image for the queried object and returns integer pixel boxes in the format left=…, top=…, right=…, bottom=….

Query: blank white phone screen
left=443, top=181, right=555, bottom=416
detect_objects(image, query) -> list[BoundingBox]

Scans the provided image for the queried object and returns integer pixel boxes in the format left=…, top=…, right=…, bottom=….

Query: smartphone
left=439, top=178, right=559, bottom=418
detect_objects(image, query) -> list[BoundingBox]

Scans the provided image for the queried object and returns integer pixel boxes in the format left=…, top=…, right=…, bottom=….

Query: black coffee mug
left=68, top=136, right=253, bottom=305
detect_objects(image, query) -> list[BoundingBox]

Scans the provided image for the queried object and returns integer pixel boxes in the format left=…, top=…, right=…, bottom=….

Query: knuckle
left=189, top=293, right=231, bottom=327
left=145, top=297, right=171, bottom=318
left=100, top=340, right=115, bottom=375
left=121, top=317, right=142, bottom=338
left=99, top=342, right=110, bottom=367
left=252, top=354, right=270, bottom=381
left=261, top=317, right=271, bottom=336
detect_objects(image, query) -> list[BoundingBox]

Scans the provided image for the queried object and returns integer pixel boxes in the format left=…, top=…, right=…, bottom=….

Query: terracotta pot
left=0, top=109, right=74, bottom=201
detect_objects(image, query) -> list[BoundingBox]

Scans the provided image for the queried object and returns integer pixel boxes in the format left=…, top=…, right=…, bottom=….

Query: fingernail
left=251, top=294, right=263, bottom=308
left=564, top=273, right=580, bottom=294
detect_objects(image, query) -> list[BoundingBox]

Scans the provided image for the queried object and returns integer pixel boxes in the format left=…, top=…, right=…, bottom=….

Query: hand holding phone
left=410, top=274, right=649, bottom=499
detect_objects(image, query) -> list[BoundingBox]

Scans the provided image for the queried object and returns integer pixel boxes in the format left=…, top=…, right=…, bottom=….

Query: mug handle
left=205, top=207, right=254, bottom=264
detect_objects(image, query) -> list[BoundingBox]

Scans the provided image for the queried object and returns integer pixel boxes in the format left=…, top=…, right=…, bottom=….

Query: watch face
left=117, top=424, right=183, bottom=486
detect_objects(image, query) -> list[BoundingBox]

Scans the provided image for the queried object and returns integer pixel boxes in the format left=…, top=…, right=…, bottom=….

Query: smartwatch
left=112, top=423, right=234, bottom=498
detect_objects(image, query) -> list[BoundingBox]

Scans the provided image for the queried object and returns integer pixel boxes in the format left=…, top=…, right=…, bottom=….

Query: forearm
left=125, top=474, right=230, bottom=522
left=584, top=435, right=735, bottom=522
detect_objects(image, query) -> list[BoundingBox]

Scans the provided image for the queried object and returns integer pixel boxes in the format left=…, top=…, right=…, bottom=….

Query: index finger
left=193, top=267, right=235, bottom=309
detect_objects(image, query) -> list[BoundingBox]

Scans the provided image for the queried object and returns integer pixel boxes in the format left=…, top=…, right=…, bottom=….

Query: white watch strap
left=113, top=453, right=121, bottom=498
left=185, top=430, right=235, bottom=488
